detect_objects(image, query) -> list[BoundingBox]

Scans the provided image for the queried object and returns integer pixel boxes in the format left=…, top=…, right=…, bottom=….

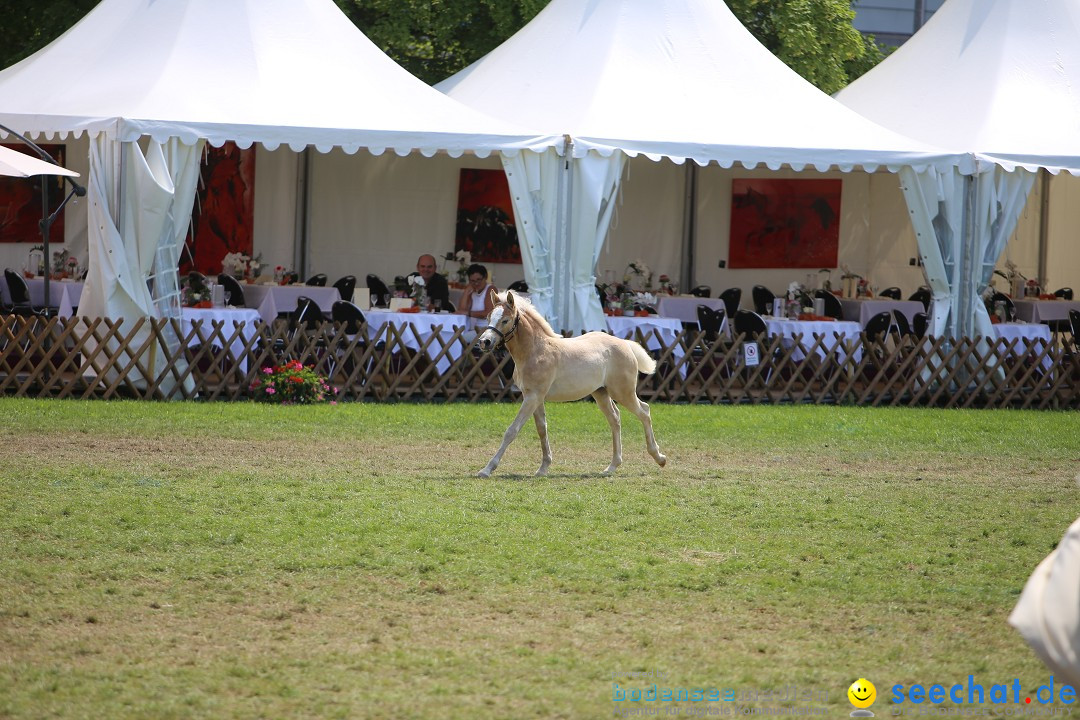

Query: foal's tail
left=628, top=341, right=656, bottom=375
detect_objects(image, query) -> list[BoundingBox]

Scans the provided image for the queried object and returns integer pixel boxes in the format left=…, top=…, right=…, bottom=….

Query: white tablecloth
left=656, top=296, right=726, bottom=325
left=764, top=317, right=862, bottom=363
left=993, top=322, right=1053, bottom=372
left=181, top=307, right=262, bottom=373
left=0, top=277, right=84, bottom=317
left=839, top=298, right=925, bottom=327
left=366, top=309, right=468, bottom=374
left=1012, top=299, right=1080, bottom=324
left=242, top=284, right=342, bottom=323
left=605, top=315, right=686, bottom=375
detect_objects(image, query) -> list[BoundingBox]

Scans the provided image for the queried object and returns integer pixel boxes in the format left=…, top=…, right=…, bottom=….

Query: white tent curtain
left=899, top=166, right=964, bottom=337
left=566, top=149, right=625, bottom=334
left=80, top=135, right=204, bottom=394
left=970, top=167, right=1036, bottom=339
left=502, top=148, right=561, bottom=324
left=502, top=144, right=624, bottom=334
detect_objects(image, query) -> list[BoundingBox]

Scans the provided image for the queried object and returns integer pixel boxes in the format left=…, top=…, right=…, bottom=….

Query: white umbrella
left=1009, top=516, right=1080, bottom=688
left=0, top=143, right=78, bottom=178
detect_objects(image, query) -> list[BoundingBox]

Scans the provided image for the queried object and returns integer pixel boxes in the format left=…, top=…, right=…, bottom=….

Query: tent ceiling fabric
left=0, top=0, right=559, bottom=156
left=837, top=0, right=1080, bottom=175
left=0, top=144, right=79, bottom=178
left=437, top=0, right=970, bottom=173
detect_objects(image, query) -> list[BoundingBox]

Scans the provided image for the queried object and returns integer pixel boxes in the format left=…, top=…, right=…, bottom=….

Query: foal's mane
left=499, top=290, right=558, bottom=338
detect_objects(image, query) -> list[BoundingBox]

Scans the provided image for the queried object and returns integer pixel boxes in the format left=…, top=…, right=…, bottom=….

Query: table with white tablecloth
left=992, top=321, right=1053, bottom=372
left=763, top=317, right=863, bottom=364
left=1012, top=299, right=1080, bottom=324
left=365, top=309, right=469, bottom=374
left=180, top=307, right=263, bottom=373
left=605, top=315, right=686, bottom=374
left=656, top=296, right=727, bottom=325
left=839, top=297, right=925, bottom=327
left=0, top=277, right=84, bottom=317
left=241, top=284, right=341, bottom=323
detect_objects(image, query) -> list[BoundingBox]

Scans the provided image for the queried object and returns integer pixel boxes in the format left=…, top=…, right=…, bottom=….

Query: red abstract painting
left=182, top=142, right=256, bottom=274
left=728, top=178, right=841, bottom=269
left=0, top=144, right=67, bottom=243
left=455, top=168, right=520, bottom=264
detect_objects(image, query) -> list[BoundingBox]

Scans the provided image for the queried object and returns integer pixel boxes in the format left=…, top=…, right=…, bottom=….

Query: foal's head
left=475, top=289, right=519, bottom=354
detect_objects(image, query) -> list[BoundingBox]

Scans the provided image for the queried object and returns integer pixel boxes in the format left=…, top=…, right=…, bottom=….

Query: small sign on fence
left=743, top=341, right=760, bottom=367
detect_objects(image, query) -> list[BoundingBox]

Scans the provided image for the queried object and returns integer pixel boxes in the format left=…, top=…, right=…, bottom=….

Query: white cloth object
left=1010, top=517, right=1080, bottom=688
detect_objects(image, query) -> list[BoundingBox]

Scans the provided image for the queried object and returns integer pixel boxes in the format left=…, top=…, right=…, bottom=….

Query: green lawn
left=0, top=399, right=1077, bottom=719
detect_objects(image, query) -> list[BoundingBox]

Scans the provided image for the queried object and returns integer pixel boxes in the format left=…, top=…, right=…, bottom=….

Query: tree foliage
left=4, top=0, right=881, bottom=93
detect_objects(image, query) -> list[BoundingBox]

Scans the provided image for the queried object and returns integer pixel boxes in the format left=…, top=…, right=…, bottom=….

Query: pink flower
left=266, top=387, right=276, bottom=395
left=263, top=367, right=273, bottom=374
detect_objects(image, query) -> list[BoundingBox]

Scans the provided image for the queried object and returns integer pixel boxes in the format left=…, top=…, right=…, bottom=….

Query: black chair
left=1071, top=309, right=1080, bottom=338
left=508, top=280, right=529, bottom=293
left=913, top=312, right=929, bottom=339
left=1055, top=287, right=1074, bottom=300
left=909, top=287, right=931, bottom=312
left=689, top=285, right=711, bottom=298
left=331, top=299, right=366, bottom=334
left=3, top=268, right=55, bottom=317
left=864, top=311, right=909, bottom=342
left=305, top=273, right=328, bottom=287
left=813, top=289, right=843, bottom=319
left=290, top=296, right=325, bottom=330
left=733, top=309, right=769, bottom=339
left=366, top=274, right=391, bottom=308
left=718, top=287, right=741, bottom=318
left=696, top=305, right=725, bottom=342
left=333, top=275, right=357, bottom=303
left=878, top=286, right=902, bottom=300
left=751, top=285, right=775, bottom=315
left=216, top=273, right=246, bottom=307
left=442, top=300, right=456, bottom=313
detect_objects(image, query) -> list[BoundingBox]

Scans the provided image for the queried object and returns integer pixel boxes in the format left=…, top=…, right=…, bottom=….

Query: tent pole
left=957, top=173, right=978, bottom=339
left=679, top=162, right=697, bottom=292
left=1037, top=168, right=1049, bottom=286
left=294, top=148, right=311, bottom=277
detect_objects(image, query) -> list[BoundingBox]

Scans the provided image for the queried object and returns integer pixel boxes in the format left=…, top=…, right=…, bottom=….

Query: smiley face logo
left=848, top=678, right=877, bottom=709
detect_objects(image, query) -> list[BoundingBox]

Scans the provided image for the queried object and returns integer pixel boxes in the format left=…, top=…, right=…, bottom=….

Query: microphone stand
left=0, top=123, right=86, bottom=316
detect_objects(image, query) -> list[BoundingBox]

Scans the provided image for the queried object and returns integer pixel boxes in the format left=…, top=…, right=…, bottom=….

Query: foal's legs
left=477, top=393, right=542, bottom=478
left=591, top=388, right=622, bottom=473
left=533, top=404, right=552, bottom=476
left=607, top=384, right=666, bottom=468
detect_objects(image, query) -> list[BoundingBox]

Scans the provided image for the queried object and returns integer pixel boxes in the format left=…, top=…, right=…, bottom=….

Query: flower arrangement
left=52, top=249, right=71, bottom=276
left=633, top=292, right=658, bottom=313
left=787, top=281, right=813, bottom=318
left=624, top=259, right=653, bottom=291
left=451, top=249, right=471, bottom=283
left=182, top=272, right=212, bottom=307
left=250, top=361, right=337, bottom=404
left=222, top=252, right=263, bottom=279
left=409, top=274, right=427, bottom=307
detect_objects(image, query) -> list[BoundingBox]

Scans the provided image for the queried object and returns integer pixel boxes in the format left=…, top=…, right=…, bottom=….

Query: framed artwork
left=455, top=168, right=520, bottom=264
left=0, top=144, right=67, bottom=243
left=728, top=178, right=841, bottom=269
left=182, top=142, right=256, bottom=274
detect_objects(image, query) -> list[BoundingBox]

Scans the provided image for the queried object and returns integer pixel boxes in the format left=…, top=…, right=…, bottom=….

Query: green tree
left=0, top=0, right=101, bottom=70
left=727, top=0, right=884, bottom=93
left=4, top=0, right=880, bottom=93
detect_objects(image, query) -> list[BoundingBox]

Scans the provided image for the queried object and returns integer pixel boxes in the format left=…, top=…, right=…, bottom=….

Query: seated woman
left=458, top=263, right=498, bottom=329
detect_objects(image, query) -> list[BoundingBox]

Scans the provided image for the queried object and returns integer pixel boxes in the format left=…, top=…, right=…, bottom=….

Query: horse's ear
left=490, top=287, right=503, bottom=306
left=505, top=290, right=516, bottom=309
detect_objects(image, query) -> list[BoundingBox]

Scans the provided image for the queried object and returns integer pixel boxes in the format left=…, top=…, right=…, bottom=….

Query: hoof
left=535, top=466, right=550, bottom=477
left=477, top=469, right=491, bottom=478
left=656, top=454, right=667, bottom=468
left=603, top=464, right=619, bottom=475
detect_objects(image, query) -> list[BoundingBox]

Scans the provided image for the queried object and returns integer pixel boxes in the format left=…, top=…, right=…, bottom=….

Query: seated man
left=407, top=253, right=450, bottom=309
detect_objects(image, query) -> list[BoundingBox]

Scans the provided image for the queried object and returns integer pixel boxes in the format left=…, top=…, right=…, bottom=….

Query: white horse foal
left=473, top=290, right=666, bottom=477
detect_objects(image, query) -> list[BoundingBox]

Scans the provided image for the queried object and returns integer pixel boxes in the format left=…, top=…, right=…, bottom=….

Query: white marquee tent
left=0, top=0, right=560, bottom=390
left=438, top=0, right=976, bottom=333
left=837, top=0, right=1080, bottom=338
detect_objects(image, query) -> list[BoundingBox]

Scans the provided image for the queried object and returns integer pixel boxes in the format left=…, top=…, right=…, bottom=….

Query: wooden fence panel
left=0, top=314, right=1077, bottom=408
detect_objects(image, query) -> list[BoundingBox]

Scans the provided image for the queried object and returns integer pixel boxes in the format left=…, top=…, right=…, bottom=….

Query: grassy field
left=0, top=398, right=1078, bottom=719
